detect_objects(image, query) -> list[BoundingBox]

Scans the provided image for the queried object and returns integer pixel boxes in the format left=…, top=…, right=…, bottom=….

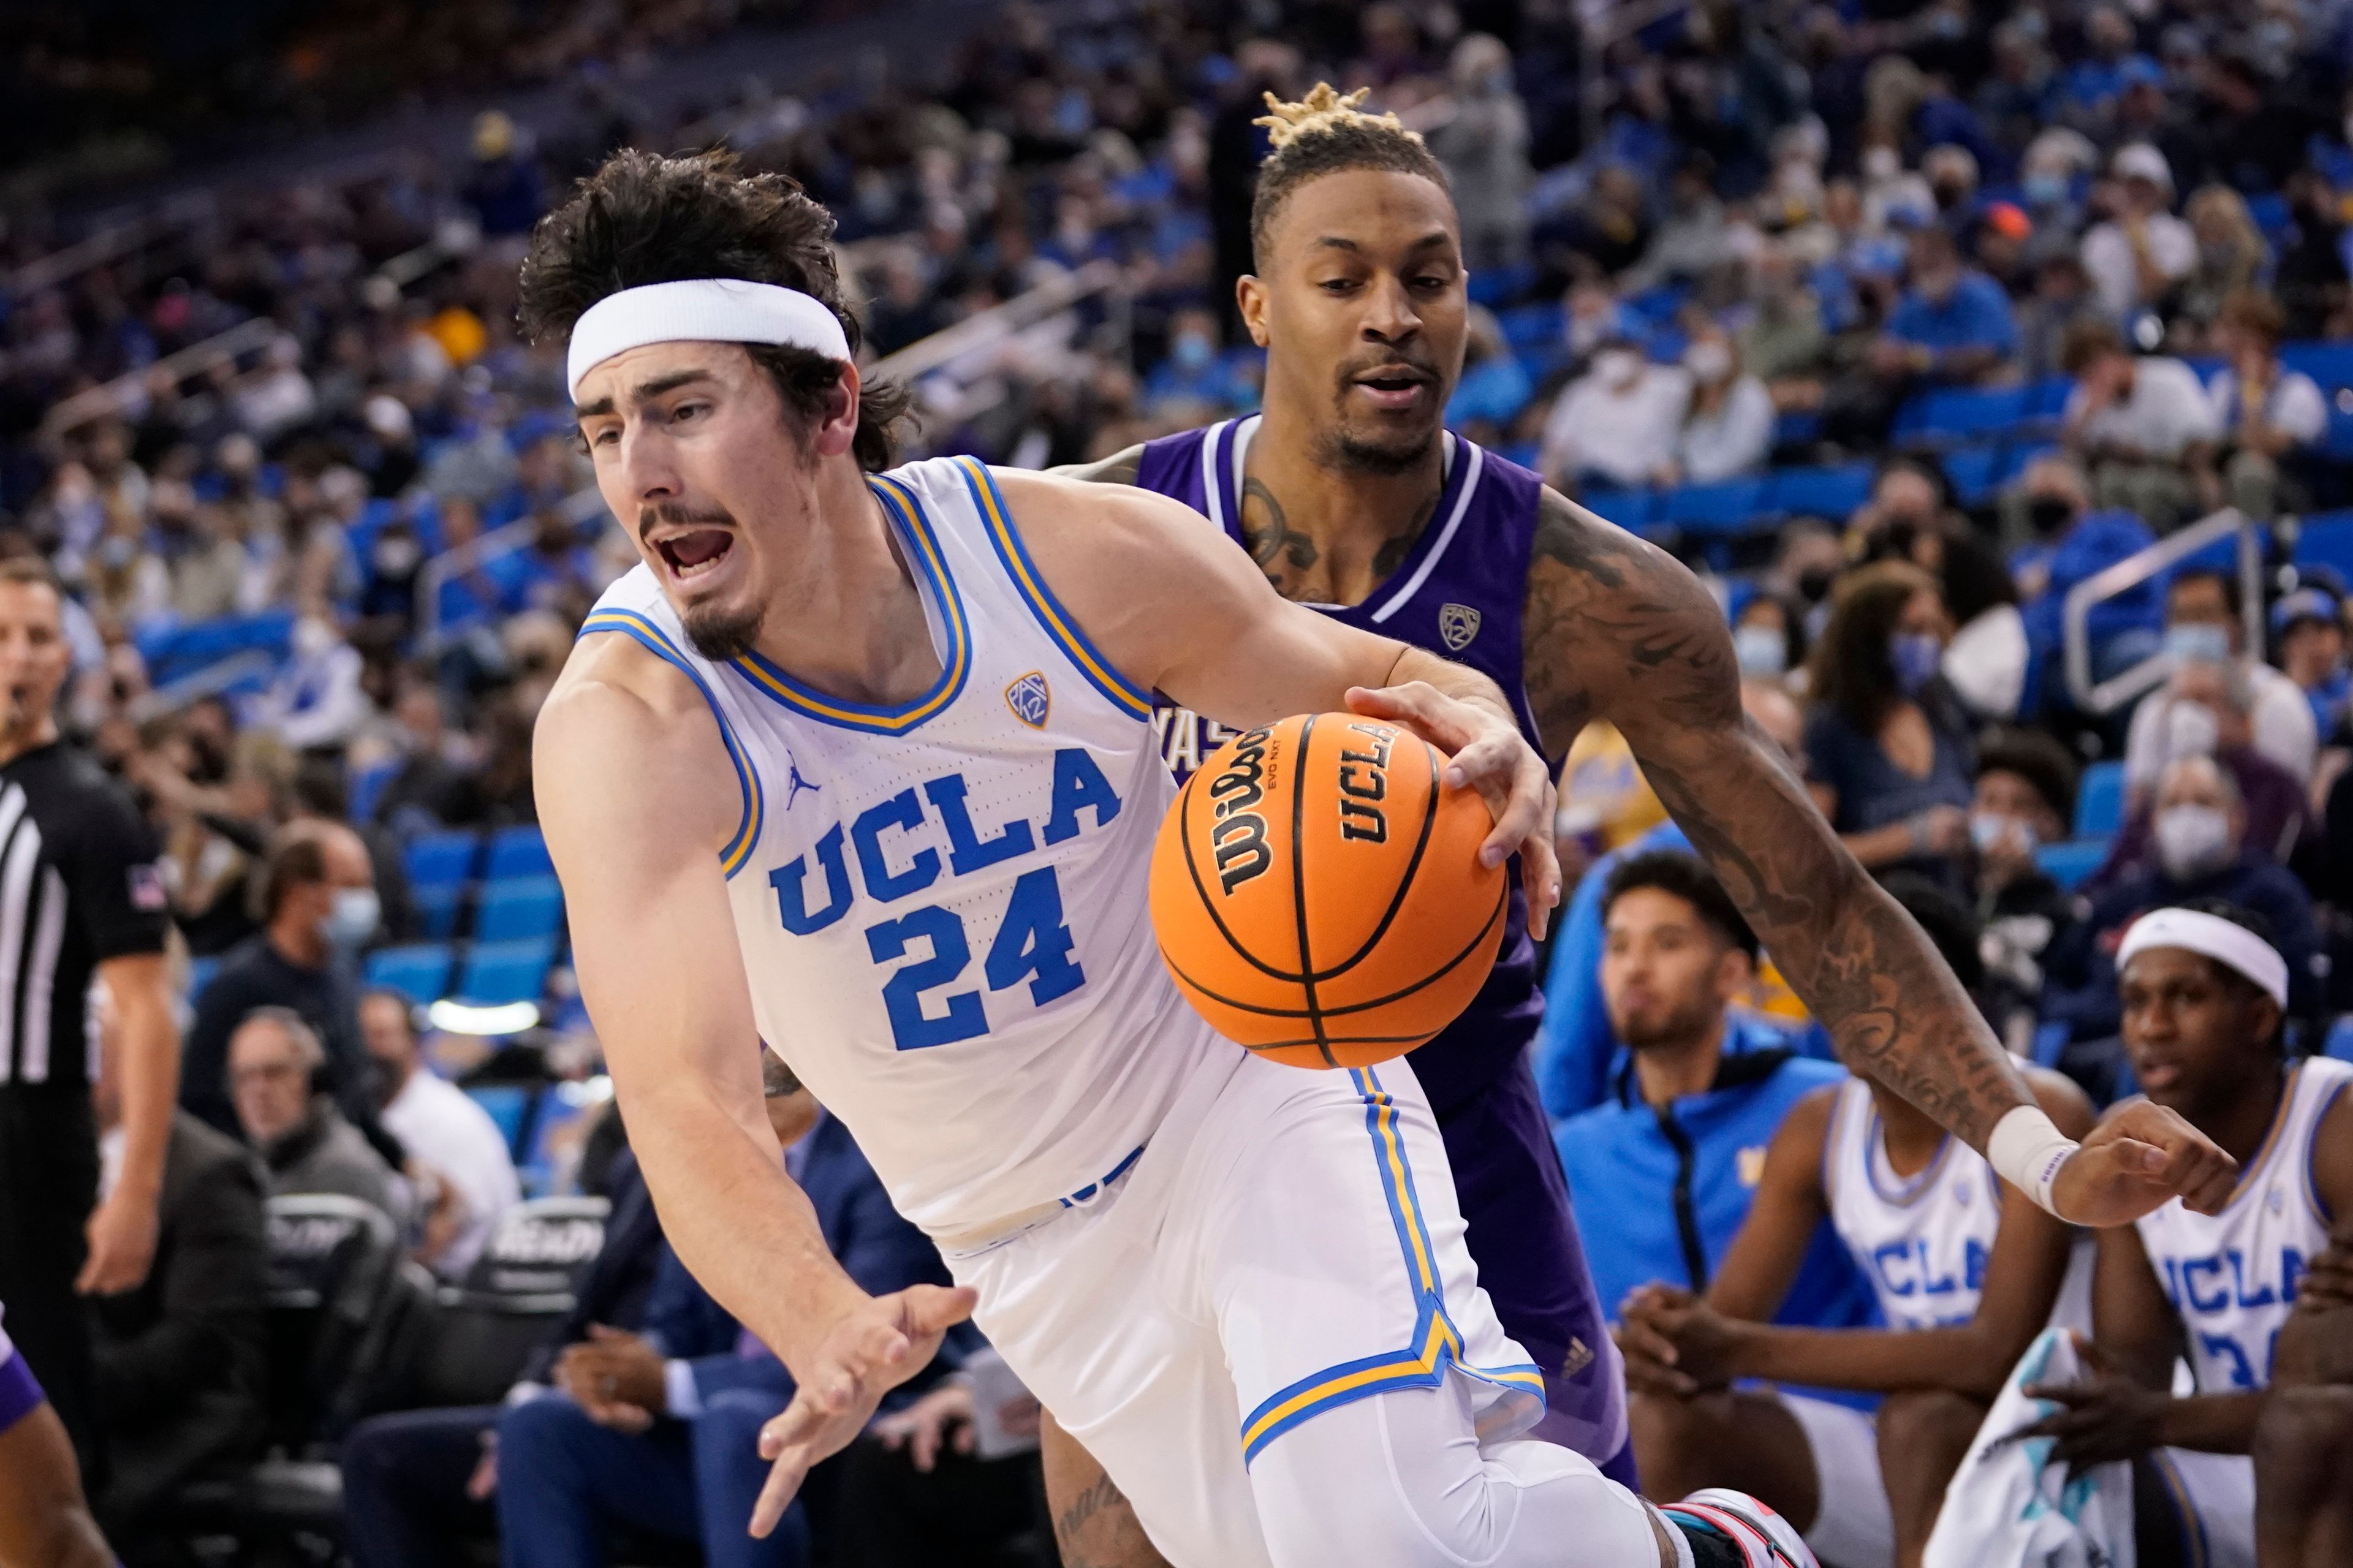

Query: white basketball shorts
left=942, top=1048, right=1545, bottom=1568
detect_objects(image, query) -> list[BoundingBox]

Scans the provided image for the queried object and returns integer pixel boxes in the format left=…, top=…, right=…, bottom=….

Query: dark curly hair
left=1602, top=849, right=1759, bottom=961
left=518, top=148, right=913, bottom=471
left=1249, top=85, right=1450, bottom=268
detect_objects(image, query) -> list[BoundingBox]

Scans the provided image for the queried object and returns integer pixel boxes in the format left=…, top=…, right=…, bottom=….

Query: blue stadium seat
left=1467, top=263, right=1535, bottom=306
left=484, top=826, right=554, bottom=881
left=2325, top=1015, right=2353, bottom=1064
left=1768, top=463, right=1874, bottom=520
left=2021, top=376, right=2075, bottom=422
left=1498, top=303, right=1563, bottom=352
left=475, top=877, right=563, bottom=943
left=1941, top=445, right=2004, bottom=507
left=2293, top=511, right=2353, bottom=583
left=1658, top=477, right=1769, bottom=534
left=405, top=830, right=482, bottom=889
left=412, top=883, right=464, bottom=941
left=2281, top=341, right=2353, bottom=393
left=366, top=944, right=455, bottom=1004
left=349, top=759, right=398, bottom=824
left=187, top=956, right=220, bottom=1002
left=2031, top=1020, right=2069, bottom=1069
left=1993, top=441, right=2058, bottom=488
left=136, top=610, right=298, bottom=687
left=2246, top=191, right=2292, bottom=241
left=455, top=938, right=557, bottom=1007
left=1899, top=385, right=2029, bottom=446
left=2074, top=760, right=2126, bottom=839
left=2034, top=838, right=2111, bottom=892
left=466, top=1084, right=534, bottom=1158
left=1580, top=490, right=1656, bottom=531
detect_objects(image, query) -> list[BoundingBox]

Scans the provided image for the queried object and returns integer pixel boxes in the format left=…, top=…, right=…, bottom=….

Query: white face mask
left=1733, top=623, right=1787, bottom=677
left=323, top=887, right=381, bottom=949
left=1592, top=350, right=1642, bottom=390
left=1685, top=340, right=1734, bottom=382
left=2164, top=700, right=2221, bottom=763
left=2153, top=804, right=2234, bottom=881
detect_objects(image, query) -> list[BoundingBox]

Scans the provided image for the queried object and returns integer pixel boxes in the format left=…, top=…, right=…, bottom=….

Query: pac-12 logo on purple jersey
left=1439, top=602, right=1482, bottom=651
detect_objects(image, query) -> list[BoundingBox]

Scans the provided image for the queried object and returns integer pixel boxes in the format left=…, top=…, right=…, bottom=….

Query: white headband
left=2117, top=907, right=2288, bottom=1009
left=566, top=279, right=850, bottom=400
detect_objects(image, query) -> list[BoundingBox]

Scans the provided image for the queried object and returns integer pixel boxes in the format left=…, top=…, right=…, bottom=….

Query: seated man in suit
left=88, top=1031, right=271, bottom=1541
left=491, top=1048, right=958, bottom=1568
left=339, top=1123, right=673, bottom=1568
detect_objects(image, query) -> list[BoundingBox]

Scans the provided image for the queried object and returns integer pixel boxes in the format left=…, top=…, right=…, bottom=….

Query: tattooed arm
left=1520, top=491, right=2234, bottom=1220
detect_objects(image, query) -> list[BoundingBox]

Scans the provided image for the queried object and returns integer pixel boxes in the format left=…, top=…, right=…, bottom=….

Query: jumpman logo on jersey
left=784, top=752, right=820, bottom=811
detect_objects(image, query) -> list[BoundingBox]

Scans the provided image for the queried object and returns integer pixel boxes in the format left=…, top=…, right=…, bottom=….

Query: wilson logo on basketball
left=1336, top=722, right=1392, bottom=844
left=1207, top=726, right=1275, bottom=893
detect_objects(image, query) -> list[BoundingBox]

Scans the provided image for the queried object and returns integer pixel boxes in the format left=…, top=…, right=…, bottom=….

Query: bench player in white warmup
left=526, top=150, right=2237, bottom=1568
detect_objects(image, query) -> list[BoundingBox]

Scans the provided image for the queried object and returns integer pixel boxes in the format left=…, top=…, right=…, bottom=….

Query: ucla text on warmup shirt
left=1822, top=1076, right=2004, bottom=1331
left=2134, top=1056, right=2350, bottom=1392
left=579, top=456, right=1222, bottom=1236
left=0, top=741, right=169, bottom=1088
left=1132, top=417, right=1545, bottom=1115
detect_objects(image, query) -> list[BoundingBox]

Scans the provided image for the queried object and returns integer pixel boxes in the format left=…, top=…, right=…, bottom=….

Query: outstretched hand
left=1345, top=681, right=1561, bottom=938
left=749, top=1283, right=977, bottom=1537
left=2048, top=1099, right=2237, bottom=1227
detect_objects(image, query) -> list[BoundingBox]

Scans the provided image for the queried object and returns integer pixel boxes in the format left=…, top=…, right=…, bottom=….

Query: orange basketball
left=1148, top=713, right=1509, bottom=1069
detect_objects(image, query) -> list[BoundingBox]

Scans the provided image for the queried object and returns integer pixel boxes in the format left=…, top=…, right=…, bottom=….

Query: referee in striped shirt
left=0, top=556, right=180, bottom=1474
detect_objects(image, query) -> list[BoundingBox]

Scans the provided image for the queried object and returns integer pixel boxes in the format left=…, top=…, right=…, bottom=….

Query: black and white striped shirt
left=0, top=743, right=167, bottom=1089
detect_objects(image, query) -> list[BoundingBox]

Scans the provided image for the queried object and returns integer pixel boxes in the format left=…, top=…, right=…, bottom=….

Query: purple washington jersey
left=1132, top=415, right=1630, bottom=1472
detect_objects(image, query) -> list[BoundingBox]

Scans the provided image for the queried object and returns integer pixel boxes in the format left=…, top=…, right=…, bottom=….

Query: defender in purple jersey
left=0, top=1303, right=118, bottom=1568
left=1116, top=414, right=1632, bottom=1477
left=1037, top=85, right=2227, bottom=1567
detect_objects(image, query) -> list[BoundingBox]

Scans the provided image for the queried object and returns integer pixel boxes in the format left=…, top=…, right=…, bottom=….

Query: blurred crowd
left=11, top=0, right=2353, bottom=1561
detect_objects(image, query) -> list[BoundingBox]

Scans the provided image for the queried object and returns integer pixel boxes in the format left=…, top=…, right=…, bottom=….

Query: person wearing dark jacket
left=89, top=1108, right=268, bottom=1536
left=2045, top=756, right=2322, bottom=1048
left=183, top=828, right=374, bottom=1139
left=491, top=1056, right=960, bottom=1568
left=336, top=1138, right=667, bottom=1568
left=1968, top=732, right=2082, bottom=1043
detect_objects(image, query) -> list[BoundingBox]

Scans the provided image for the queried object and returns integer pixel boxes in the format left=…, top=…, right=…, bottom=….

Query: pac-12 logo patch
left=1438, top=602, right=1482, bottom=651
left=1005, top=671, right=1051, bottom=728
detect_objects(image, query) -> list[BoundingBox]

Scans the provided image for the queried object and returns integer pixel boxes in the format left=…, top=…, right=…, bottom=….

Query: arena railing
left=6, top=191, right=219, bottom=299
left=2061, top=506, right=2264, bottom=713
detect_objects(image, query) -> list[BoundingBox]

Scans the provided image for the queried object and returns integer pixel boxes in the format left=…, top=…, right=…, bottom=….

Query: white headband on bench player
left=566, top=279, right=850, bottom=400
left=2116, top=906, right=2289, bottom=1009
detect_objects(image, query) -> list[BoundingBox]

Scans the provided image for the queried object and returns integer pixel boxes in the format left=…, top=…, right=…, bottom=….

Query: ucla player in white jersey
left=523, top=148, right=2236, bottom=1568
left=1618, top=878, right=2094, bottom=1567
left=2009, top=904, right=2353, bottom=1568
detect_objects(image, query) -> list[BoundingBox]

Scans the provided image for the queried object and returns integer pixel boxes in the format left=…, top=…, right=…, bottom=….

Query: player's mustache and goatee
left=641, top=501, right=762, bottom=661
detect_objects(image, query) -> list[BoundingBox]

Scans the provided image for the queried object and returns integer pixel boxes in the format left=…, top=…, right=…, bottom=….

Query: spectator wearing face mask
left=1731, top=592, right=1809, bottom=686
left=181, top=825, right=380, bottom=1140
left=2005, top=455, right=2164, bottom=709
left=2123, top=569, right=2317, bottom=798
left=1966, top=731, right=2082, bottom=1045
left=1878, top=224, right=2020, bottom=387
left=1539, top=339, right=1689, bottom=492
left=2060, top=319, right=2223, bottom=535
left=2273, top=585, right=2351, bottom=742
left=2043, top=755, right=2321, bottom=1047
left=1142, top=306, right=1257, bottom=416
left=1805, top=561, right=1976, bottom=893
left=1667, top=328, right=1774, bottom=485
left=246, top=614, right=369, bottom=752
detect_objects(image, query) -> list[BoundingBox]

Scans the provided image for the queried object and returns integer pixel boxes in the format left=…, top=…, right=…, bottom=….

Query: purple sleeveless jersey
left=1133, top=416, right=1630, bottom=1472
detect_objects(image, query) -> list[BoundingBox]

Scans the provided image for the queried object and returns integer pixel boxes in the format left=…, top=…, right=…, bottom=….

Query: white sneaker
left=1660, top=1488, right=1820, bottom=1568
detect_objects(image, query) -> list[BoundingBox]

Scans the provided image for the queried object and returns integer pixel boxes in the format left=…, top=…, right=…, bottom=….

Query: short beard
left=1322, top=426, right=1437, bottom=477
left=681, top=602, right=763, bottom=662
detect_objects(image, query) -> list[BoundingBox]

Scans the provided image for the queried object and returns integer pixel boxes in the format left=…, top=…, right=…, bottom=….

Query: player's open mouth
left=2133, top=1057, right=2181, bottom=1091
left=1352, top=369, right=1433, bottom=410
left=655, top=529, right=735, bottom=581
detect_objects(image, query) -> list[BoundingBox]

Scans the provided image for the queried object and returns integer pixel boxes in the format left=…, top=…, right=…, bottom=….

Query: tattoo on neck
left=1371, top=487, right=1443, bottom=577
left=1241, top=477, right=1316, bottom=583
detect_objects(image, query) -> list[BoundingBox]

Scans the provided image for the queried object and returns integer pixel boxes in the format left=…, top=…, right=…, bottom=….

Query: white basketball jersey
left=1822, top=1077, right=2004, bottom=1331
left=2134, top=1056, right=2352, bottom=1393
left=580, top=455, right=1225, bottom=1235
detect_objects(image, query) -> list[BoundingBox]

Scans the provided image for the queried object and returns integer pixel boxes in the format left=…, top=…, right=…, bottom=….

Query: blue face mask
left=1733, top=623, right=1788, bottom=678
left=2023, top=172, right=2069, bottom=208
left=1890, top=632, right=1944, bottom=694
left=2164, top=623, right=2232, bottom=665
